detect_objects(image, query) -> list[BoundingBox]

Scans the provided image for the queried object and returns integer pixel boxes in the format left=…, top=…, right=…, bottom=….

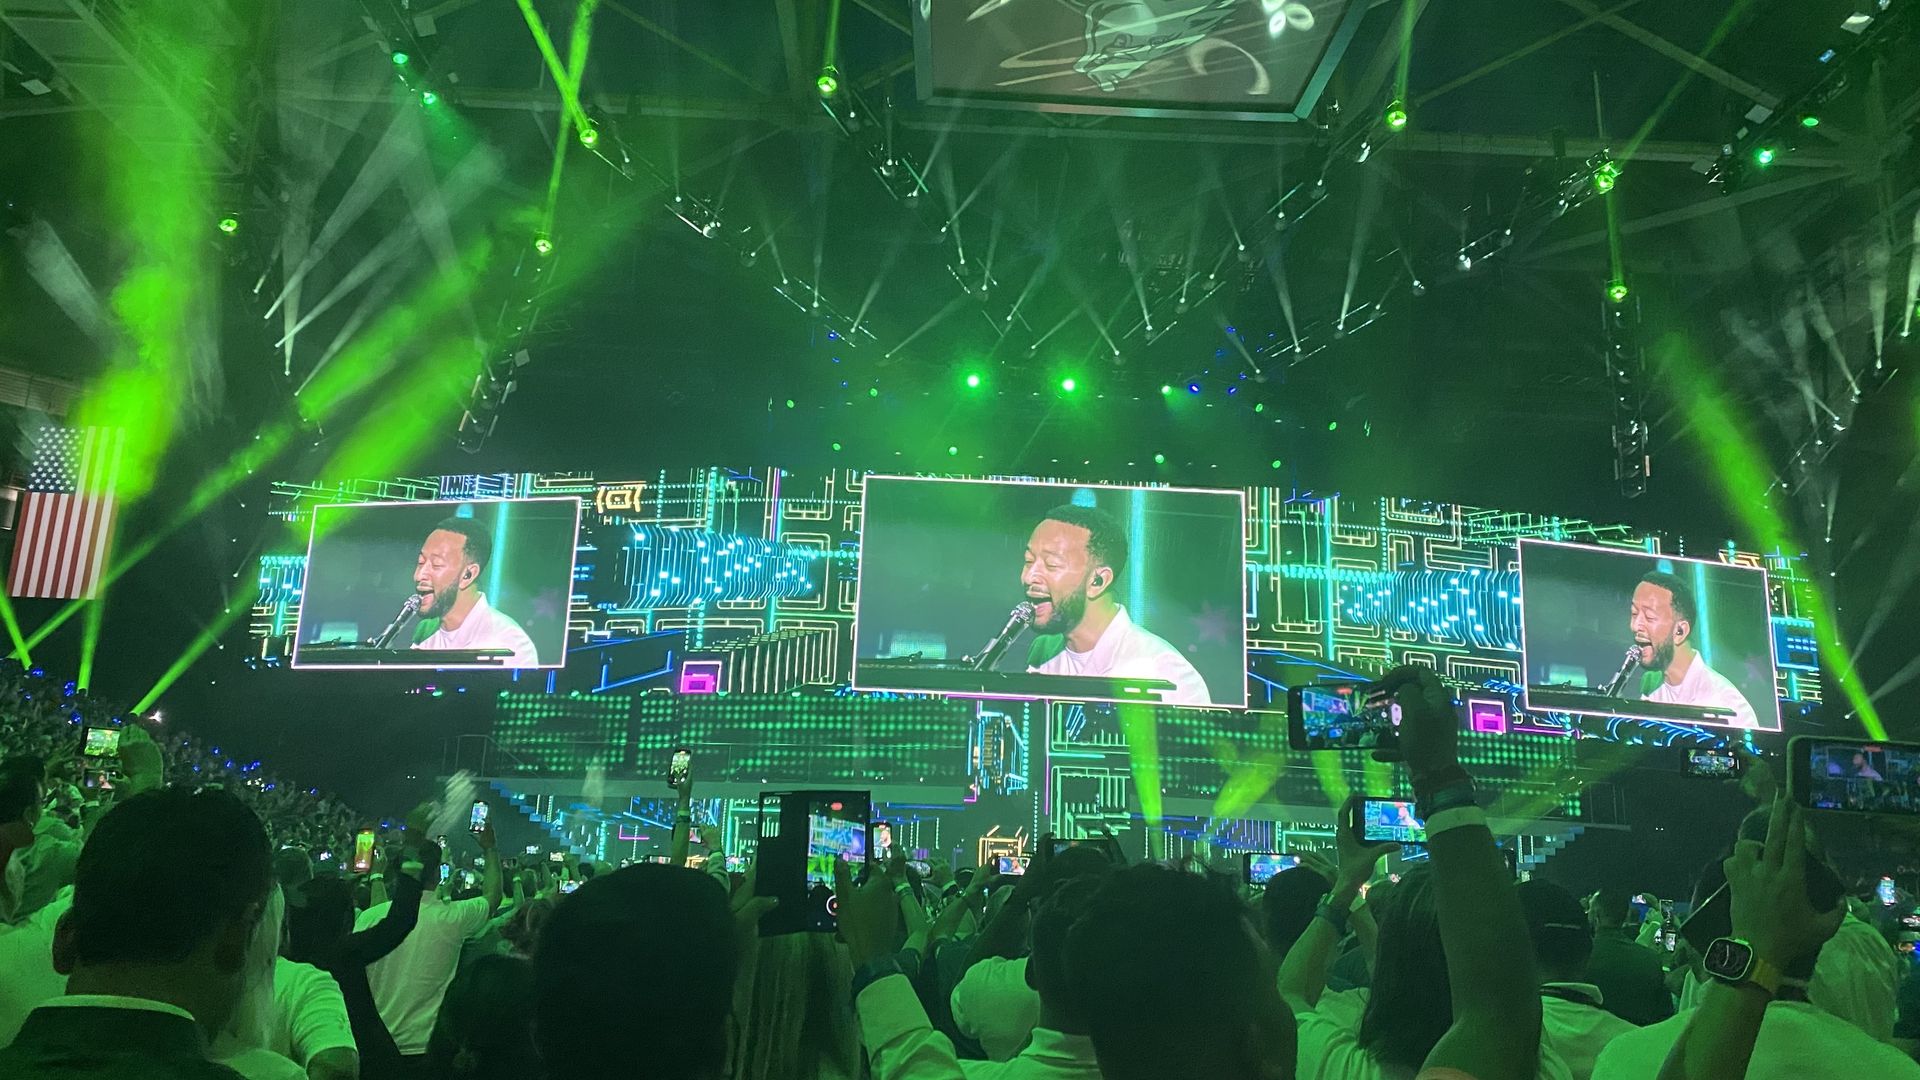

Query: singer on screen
left=1628, top=571, right=1757, bottom=728
left=1019, top=504, right=1211, bottom=705
left=409, top=517, right=539, bottom=666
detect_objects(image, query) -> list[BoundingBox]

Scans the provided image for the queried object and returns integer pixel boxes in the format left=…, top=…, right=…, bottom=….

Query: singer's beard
left=417, top=583, right=456, bottom=618
left=1031, top=588, right=1088, bottom=634
left=1637, top=637, right=1676, bottom=673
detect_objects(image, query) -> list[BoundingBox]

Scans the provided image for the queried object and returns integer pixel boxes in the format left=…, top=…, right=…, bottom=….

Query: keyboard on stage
left=855, top=657, right=1179, bottom=703
left=1526, top=685, right=1741, bottom=725
left=293, top=645, right=517, bottom=667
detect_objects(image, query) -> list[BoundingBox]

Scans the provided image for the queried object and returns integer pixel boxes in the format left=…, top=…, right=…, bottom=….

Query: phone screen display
left=1243, top=852, right=1300, bottom=885
left=548, top=851, right=565, bottom=863
left=668, top=748, right=691, bottom=788
left=1291, top=684, right=1401, bottom=751
left=82, top=727, right=121, bottom=758
left=805, top=804, right=868, bottom=888
left=1359, top=799, right=1427, bottom=845
left=995, top=855, right=1029, bottom=875
left=1879, top=877, right=1898, bottom=906
left=469, top=801, right=489, bottom=832
left=872, top=822, right=894, bottom=860
left=1681, top=749, right=1742, bottom=779
left=1794, top=738, right=1920, bottom=815
left=351, top=830, right=376, bottom=874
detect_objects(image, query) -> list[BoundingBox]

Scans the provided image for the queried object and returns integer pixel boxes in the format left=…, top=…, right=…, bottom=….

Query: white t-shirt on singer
left=412, top=593, right=539, bottom=667
left=1026, top=606, right=1211, bottom=705
left=1644, top=653, right=1759, bottom=728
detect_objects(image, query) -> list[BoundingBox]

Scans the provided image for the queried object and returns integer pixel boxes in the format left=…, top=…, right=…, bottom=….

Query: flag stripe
left=7, top=426, right=122, bottom=600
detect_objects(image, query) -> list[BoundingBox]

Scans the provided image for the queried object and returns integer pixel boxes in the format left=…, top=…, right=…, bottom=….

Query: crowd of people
left=0, top=665, right=362, bottom=857
left=2, top=663, right=1918, bottom=1080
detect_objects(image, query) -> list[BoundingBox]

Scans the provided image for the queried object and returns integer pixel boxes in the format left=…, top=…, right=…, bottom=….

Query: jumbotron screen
left=1518, top=540, right=1780, bottom=732
left=851, top=477, right=1248, bottom=707
left=291, top=498, right=580, bottom=670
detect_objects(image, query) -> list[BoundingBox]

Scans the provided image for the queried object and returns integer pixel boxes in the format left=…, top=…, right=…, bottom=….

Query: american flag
left=7, top=426, right=124, bottom=600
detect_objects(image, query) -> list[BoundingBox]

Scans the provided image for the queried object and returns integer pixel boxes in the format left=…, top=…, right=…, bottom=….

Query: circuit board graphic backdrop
left=250, top=468, right=1825, bottom=861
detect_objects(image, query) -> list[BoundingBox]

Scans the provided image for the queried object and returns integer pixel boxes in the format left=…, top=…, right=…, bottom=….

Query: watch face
left=1704, top=937, right=1754, bottom=979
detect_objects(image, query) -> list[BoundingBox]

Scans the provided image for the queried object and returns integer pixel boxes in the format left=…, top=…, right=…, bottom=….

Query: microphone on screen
left=371, top=594, right=423, bottom=650
left=970, top=601, right=1037, bottom=673
left=1599, top=645, right=1641, bottom=697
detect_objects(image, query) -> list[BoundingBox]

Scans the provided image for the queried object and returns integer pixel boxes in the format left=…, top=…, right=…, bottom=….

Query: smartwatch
left=1703, top=937, right=1784, bottom=996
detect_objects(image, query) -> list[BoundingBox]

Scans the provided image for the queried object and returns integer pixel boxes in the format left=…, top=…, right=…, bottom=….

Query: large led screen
left=1518, top=540, right=1780, bottom=731
left=853, top=477, right=1247, bottom=707
left=292, top=498, right=580, bottom=670
left=913, top=0, right=1364, bottom=121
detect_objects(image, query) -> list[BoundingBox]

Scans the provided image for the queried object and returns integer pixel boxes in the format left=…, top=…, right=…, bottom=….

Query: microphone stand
left=969, top=602, right=1036, bottom=672
left=371, top=595, right=422, bottom=650
left=1599, top=646, right=1641, bottom=697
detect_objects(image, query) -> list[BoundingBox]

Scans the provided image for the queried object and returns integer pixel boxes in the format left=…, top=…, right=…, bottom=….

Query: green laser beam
left=0, top=588, right=32, bottom=667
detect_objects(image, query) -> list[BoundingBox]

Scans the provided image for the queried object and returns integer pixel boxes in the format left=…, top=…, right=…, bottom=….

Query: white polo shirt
left=413, top=593, right=539, bottom=667
left=1592, top=1000, right=1920, bottom=1080
left=357, top=893, right=492, bottom=1056
left=1027, top=606, right=1212, bottom=705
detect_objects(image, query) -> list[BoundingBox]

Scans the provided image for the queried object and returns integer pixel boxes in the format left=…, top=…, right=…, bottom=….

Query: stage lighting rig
left=1603, top=293, right=1649, bottom=498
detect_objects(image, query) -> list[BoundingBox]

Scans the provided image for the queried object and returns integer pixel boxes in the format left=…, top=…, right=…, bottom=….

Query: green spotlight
left=868, top=387, right=879, bottom=397
left=831, top=441, right=842, bottom=451
left=1593, top=161, right=1620, bottom=194
left=1160, top=384, right=1172, bottom=395
left=391, top=51, right=410, bottom=66
left=1153, top=452, right=1165, bottom=464
left=217, top=215, right=239, bottom=235
left=947, top=445, right=959, bottom=456
left=1060, top=377, right=1077, bottom=392
left=817, top=65, right=839, bottom=97
left=1384, top=100, right=1408, bottom=132
left=1607, top=280, right=1630, bottom=303
left=965, top=373, right=981, bottom=388
left=1254, top=402, right=1265, bottom=413
left=1799, top=114, right=1820, bottom=128
left=579, top=126, right=599, bottom=148
left=1270, top=459, right=1282, bottom=469
left=1753, top=146, right=1775, bottom=166
left=785, top=399, right=796, bottom=409
left=533, top=234, right=554, bottom=256
left=421, top=90, right=440, bottom=106
left=1327, top=420, right=1338, bottom=431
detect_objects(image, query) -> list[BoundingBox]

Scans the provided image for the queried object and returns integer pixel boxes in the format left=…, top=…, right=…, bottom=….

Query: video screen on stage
left=1518, top=540, right=1779, bottom=731
left=913, top=0, right=1362, bottom=121
left=852, top=476, right=1247, bottom=707
left=291, top=498, right=580, bottom=670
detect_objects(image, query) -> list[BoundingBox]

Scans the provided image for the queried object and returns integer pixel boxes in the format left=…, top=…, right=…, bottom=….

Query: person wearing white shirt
left=950, top=956, right=1041, bottom=1063
left=357, top=829, right=502, bottom=1061
left=407, top=517, right=540, bottom=667
left=1629, top=572, right=1760, bottom=728
left=1018, top=504, right=1212, bottom=706
left=853, top=874, right=1105, bottom=1080
left=269, top=957, right=357, bottom=1080
left=1515, top=881, right=1636, bottom=1080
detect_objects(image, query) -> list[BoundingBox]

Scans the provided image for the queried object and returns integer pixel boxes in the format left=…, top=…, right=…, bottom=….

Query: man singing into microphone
left=1628, top=570, right=1757, bottom=728
left=409, top=516, right=540, bottom=666
left=1019, top=504, right=1212, bottom=705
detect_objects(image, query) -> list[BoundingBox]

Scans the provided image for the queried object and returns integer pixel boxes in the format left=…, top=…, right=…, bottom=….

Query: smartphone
left=468, top=800, right=489, bottom=833
left=907, top=859, right=931, bottom=875
left=1290, top=683, right=1401, bottom=752
left=1789, top=736, right=1920, bottom=815
left=995, top=855, right=1030, bottom=875
left=548, top=851, right=565, bottom=863
left=1045, top=834, right=1127, bottom=866
left=316, top=850, right=333, bottom=863
left=524, top=844, right=541, bottom=855
left=724, top=854, right=750, bottom=873
left=668, top=748, right=692, bottom=789
left=559, top=880, right=580, bottom=894
left=872, top=822, right=894, bottom=860
left=81, top=726, right=122, bottom=759
left=351, top=829, right=377, bottom=874
left=1347, top=797, right=1428, bottom=847
left=1658, top=899, right=1676, bottom=951
left=1681, top=749, right=1743, bottom=779
left=755, top=790, right=872, bottom=935
left=1243, top=852, right=1300, bottom=886
left=1879, top=877, right=1898, bottom=906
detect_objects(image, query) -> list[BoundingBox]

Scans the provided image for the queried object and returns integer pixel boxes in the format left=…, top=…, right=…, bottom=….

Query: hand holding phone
left=1364, top=666, right=1459, bottom=776
left=1717, top=800, right=1846, bottom=975
left=469, top=800, right=489, bottom=833
left=668, top=748, right=692, bottom=792
left=351, top=829, right=377, bottom=874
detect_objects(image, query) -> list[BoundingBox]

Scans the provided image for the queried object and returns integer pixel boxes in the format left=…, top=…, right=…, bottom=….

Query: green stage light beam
left=0, top=588, right=32, bottom=667
left=1116, top=702, right=1162, bottom=825
left=515, top=0, right=594, bottom=134
left=1621, top=0, right=1755, bottom=163
left=1654, top=332, right=1885, bottom=740
left=77, top=595, right=104, bottom=691
left=134, top=579, right=260, bottom=714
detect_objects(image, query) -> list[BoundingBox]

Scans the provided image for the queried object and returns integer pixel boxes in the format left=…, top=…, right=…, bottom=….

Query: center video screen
left=291, top=497, right=580, bottom=670
left=853, top=476, right=1247, bottom=707
left=1518, top=540, right=1779, bottom=731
